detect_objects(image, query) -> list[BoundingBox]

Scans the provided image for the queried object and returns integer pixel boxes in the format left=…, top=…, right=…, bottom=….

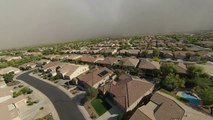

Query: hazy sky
left=0, top=0, right=213, bottom=49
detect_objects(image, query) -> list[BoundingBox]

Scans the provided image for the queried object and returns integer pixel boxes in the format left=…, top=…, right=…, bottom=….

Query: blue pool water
left=180, top=92, right=200, bottom=106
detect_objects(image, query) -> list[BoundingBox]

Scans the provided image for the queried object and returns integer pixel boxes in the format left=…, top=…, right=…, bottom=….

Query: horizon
left=0, top=29, right=212, bottom=51
left=1, top=0, right=213, bottom=50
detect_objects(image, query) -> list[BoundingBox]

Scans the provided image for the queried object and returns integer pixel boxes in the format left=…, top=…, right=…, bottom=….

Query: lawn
left=91, top=97, right=111, bottom=116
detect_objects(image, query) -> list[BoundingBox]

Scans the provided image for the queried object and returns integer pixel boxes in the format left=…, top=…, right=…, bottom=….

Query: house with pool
left=130, top=91, right=213, bottom=120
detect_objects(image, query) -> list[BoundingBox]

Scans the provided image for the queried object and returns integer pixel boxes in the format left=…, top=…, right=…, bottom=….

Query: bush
left=21, top=87, right=33, bottom=94
left=160, top=63, right=178, bottom=76
left=152, top=57, right=160, bottom=62
left=3, top=72, right=14, bottom=83
left=18, top=85, right=24, bottom=88
left=117, top=114, right=124, bottom=120
left=187, top=65, right=205, bottom=79
left=13, top=87, right=33, bottom=98
left=196, top=87, right=213, bottom=105
left=13, top=92, right=22, bottom=98
left=161, top=74, right=185, bottom=91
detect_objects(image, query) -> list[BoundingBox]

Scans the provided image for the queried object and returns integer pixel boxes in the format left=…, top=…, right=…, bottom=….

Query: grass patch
left=91, top=97, right=111, bottom=116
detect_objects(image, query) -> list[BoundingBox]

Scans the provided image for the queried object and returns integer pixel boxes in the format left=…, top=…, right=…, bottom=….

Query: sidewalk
left=15, top=71, right=60, bottom=120
left=29, top=72, right=92, bottom=120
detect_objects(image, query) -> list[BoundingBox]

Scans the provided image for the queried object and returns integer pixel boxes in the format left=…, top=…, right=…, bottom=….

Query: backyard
left=91, top=96, right=111, bottom=116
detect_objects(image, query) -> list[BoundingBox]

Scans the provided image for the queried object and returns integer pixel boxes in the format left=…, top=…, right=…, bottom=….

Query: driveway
left=16, top=71, right=85, bottom=120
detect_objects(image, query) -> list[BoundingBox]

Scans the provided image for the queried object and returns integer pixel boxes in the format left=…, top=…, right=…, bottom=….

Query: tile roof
left=42, top=61, right=64, bottom=71
left=150, top=92, right=185, bottom=120
left=96, top=57, right=119, bottom=65
left=120, top=58, right=140, bottom=67
left=100, top=76, right=154, bottom=110
left=177, top=62, right=187, bottom=74
left=80, top=55, right=99, bottom=63
left=138, top=59, right=160, bottom=70
left=130, top=92, right=185, bottom=120
left=0, top=67, right=20, bottom=75
left=77, top=67, right=113, bottom=87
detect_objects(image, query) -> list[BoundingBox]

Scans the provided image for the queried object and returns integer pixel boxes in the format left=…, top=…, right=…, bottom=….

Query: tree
left=196, top=87, right=213, bottom=105
left=187, top=65, right=205, bottom=79
left=141, top=50, right=148, bottom=57
left=42, top=49, right=51, bottom=55
left=129, top=68, right=143, bottom=76
left=152, top=57, right=160, bottom=62
left=195, top=77, right=212, bottom=89
left=3, top=72, right=14, bottom=83
left=162, top=74, right=185, bottom=91
left=86, top=88, right=98, bottom=100
left=153, top=48, right=160, bottom=57
left=160, top=63, right=178, bottom=76
left=185, top=77, right=212, bottom=89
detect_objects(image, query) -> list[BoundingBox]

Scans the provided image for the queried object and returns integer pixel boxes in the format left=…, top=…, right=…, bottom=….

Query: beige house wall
left=64, top=66, right=89, bottom=80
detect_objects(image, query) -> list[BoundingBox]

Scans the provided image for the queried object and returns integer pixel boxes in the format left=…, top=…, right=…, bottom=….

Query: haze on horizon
left=0, top=0, right=213, bottom=50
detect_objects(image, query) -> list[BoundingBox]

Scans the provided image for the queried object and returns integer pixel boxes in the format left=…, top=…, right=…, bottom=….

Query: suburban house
left=138, top=59, right=160, bottom=76
left=160, top=51, right=173, bottom=59
left=77, top=67, right=114, bottom=89
left=173, top=51, right=188, bottom=59
left=36, top=59, right=50, bottom=65
left=0, top=67, right=20, bottom=75
left=53, top=55, right=68, bottom=61
left=23, top=52, right=42, bottom=56
left=118, top=57, right=140, bottom=68
left=99, top=74, right=154, bottom=112
left=19, top=62, right=37, bottom=70
left=130, top=92, right=185, bottom=120
left=119, top=49, right=140, bottom=56
left=57, top=64, right=89, bottom=80
left=42, top=61, right=64, bottom=76
left=65, top=54, right=82, bottom=61
left=201, top=52, right=213, bottom=62
left=199, top=41, right=213, bottom=48
left=130, top=91, right=213, bottom=120
left=80, top=55, right=103, bottom=64
left=44, top=55, right=67, bottom=60
left=95, top=57, right=120, bottom=67
left=0, top=56, right=22, bottom=62
left=0, top=86, right=26, bottom=120
left=41, top=62, right=89, bottom=80
left=100, top=48, right=118, bottom=55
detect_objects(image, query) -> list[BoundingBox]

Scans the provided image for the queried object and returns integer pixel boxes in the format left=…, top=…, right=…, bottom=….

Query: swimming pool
left=178, top=92, right=200, bottom=106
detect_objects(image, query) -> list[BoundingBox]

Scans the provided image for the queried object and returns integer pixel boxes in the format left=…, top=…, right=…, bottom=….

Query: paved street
left=17, top=71, right=85, bottom=120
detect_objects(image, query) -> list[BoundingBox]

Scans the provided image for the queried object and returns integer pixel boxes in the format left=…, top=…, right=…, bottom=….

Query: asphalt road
left=17, top=71, right=85, bottom=120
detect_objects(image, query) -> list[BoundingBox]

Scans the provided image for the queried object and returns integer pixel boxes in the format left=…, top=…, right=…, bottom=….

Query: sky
left=0, top=0, right=213, bottom=50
